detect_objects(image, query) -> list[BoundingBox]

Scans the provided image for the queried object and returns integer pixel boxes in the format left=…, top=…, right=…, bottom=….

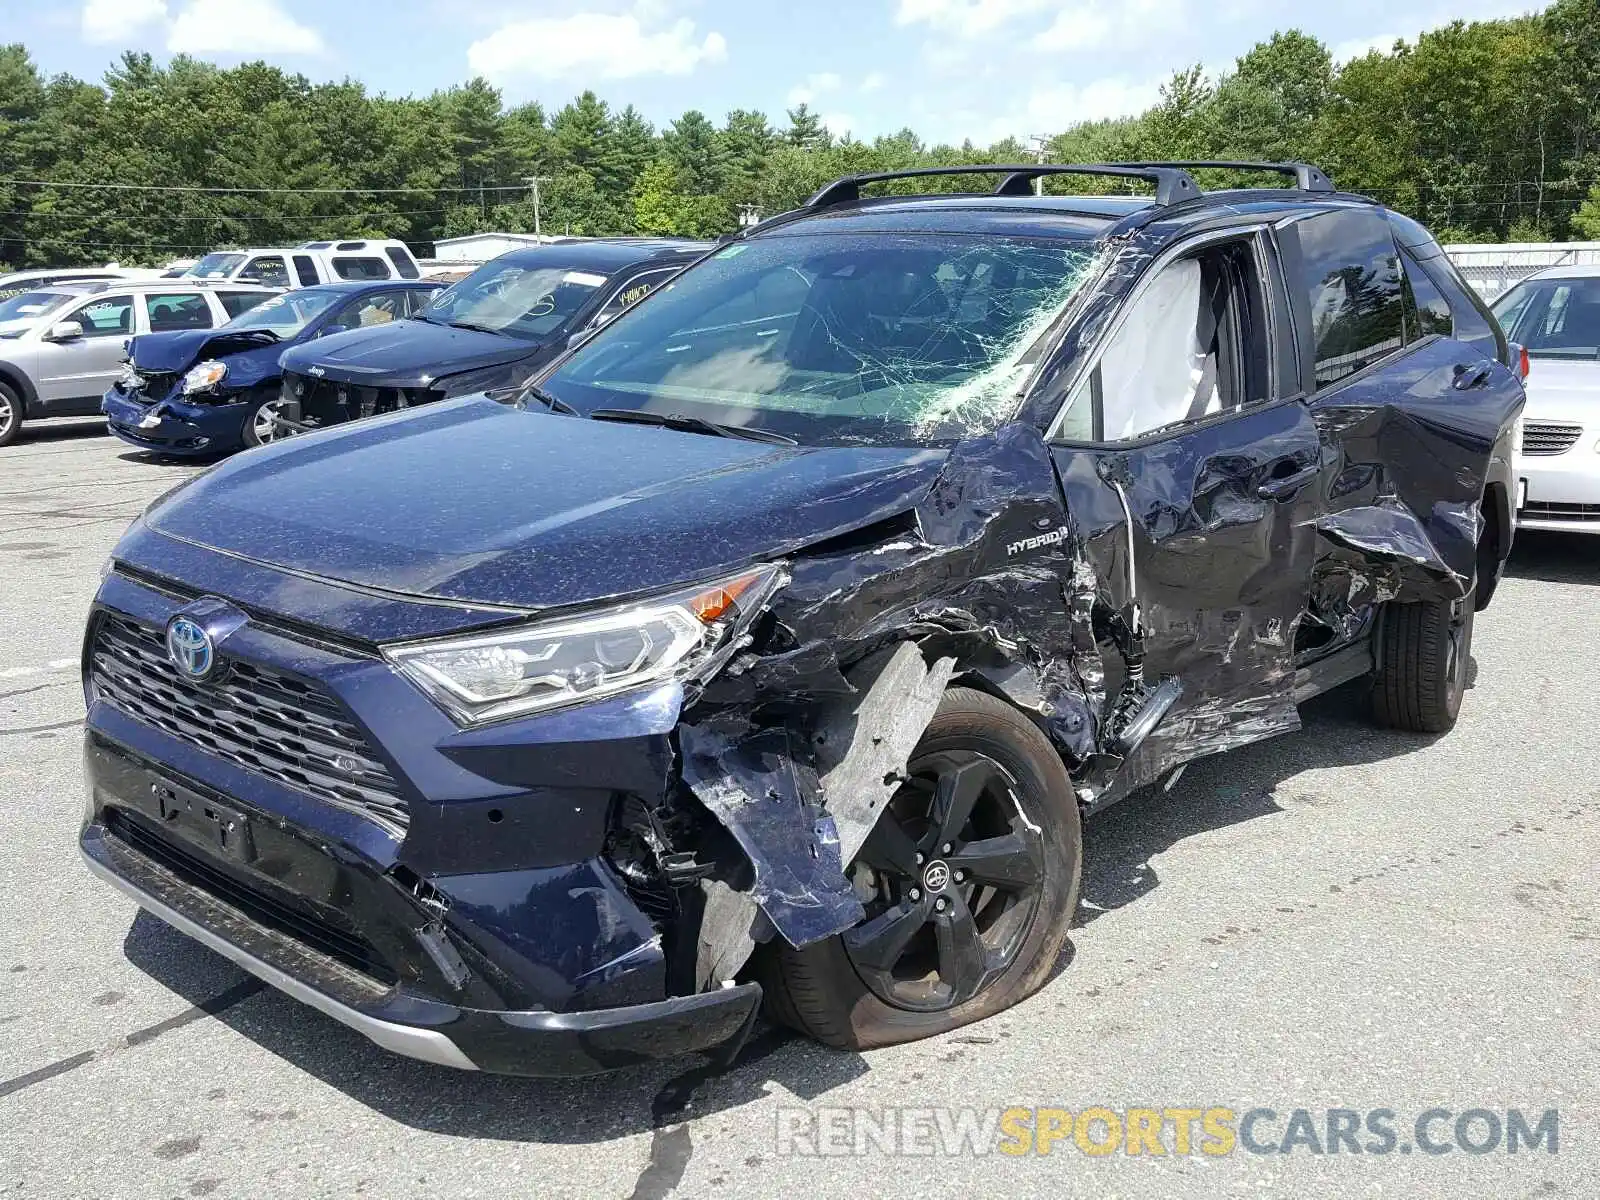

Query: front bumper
left=79, top=563, right=754, bottom=1076
left=81, top=823, right=761, bottom=1075
left=1515, top=445, right=1600, bottom=533
left=102, top=388, right=250, bottom=457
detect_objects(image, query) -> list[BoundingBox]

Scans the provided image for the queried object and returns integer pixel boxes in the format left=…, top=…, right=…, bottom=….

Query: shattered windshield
left=542, top=232, right=1101, bottom=446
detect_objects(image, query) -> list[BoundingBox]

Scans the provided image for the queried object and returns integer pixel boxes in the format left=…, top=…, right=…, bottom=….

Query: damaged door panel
left=1050, top=399, right=1326, bottom=800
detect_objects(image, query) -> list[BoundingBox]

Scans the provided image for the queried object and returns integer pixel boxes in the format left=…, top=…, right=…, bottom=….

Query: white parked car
left=0, top=280, right=277, bottom=446
left=1492, top=266, right=1600, bottom=534
left=183, top=240, right=423, bottom=290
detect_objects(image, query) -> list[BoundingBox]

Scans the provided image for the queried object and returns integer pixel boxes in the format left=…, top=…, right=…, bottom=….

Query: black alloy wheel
left=844, top=749, right=1046, bottom=1012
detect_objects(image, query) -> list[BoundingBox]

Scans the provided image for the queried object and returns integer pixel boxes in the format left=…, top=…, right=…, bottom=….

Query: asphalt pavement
left=1, top=417, right=1596, bottom=1199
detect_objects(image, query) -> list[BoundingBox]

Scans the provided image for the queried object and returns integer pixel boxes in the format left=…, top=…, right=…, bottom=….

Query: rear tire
left=0, top=382, right=20, bottom=448
left=1370, top=599, right=1474, bottom=733
left=764, top=686, right=1082, bottom=1050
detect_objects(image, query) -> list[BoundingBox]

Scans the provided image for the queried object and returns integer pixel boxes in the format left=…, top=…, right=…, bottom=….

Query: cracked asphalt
left=1, top=417, right=1596, bottom=1199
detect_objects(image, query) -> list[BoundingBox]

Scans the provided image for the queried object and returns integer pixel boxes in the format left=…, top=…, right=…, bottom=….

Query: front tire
left=1371, top=599, right=1474, bottom=733
left=764, top=686, right=1082, bottom=1050
left=241, top=391, right=287, bottom=448
left=0, top=382, right=20, bottom=448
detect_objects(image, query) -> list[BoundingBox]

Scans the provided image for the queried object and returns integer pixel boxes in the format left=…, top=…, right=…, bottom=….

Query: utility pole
left=523, top=176, right=551, bottom=240
left=1027, top=134, right=1052, bottom=196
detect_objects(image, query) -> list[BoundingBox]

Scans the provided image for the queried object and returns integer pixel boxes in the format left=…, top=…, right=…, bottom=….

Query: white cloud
left=786, top=71, right=842, bottom=107
left=894, top=0, right=1055, bottom=37
left=82, top=0, right=323, bottom=55
left=922, top=76, right=1163, bottom=146
left=1036, top=0, right=1187, bottom=52
left=166, top=0, right=323, bottom=55
left=468, top=13, right=727, bottom=81
left=861, top=71, right=888, bottom=92
left=821, top=111, right=859, bottom=138
left=82, top=0, right=168, bottom=43
left=1330, top=32, right=1402, bottom=62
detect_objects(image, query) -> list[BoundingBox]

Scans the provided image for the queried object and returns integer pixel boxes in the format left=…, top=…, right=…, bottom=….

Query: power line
left=0, top=178, right=533, bottom=195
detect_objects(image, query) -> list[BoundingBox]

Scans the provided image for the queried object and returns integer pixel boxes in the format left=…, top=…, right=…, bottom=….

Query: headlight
left=118, top=362, right=143, bottom=390
left=384, top=564, right=786, bottom=725
left=181, top=360, right=228, bottom=394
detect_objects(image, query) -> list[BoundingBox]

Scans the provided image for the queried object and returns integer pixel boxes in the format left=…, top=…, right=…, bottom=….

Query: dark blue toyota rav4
left=80, top=163, right=1523, bottom=1076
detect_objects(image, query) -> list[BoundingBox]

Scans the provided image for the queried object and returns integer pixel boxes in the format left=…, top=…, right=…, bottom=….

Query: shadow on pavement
left=1076, top=678, right=1440, bottom=926
left=122, top=911, right=868, bottom=1146
left=10, top=417, right=107, bottom=445
left=1504, top=529, right=1600, bottom=586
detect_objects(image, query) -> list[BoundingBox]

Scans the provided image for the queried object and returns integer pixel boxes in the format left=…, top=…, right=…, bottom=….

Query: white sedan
left=1492, top=265, right=1600, bottom=533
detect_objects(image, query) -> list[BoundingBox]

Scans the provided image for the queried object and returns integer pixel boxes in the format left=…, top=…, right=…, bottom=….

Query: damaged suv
left=80, top=162, right=1522, bottom=1076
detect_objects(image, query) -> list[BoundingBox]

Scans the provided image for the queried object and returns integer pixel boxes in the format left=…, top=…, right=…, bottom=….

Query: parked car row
left=0, top=238, right=708, bottom=449
left=73, top=162, right=1533, bottom=1078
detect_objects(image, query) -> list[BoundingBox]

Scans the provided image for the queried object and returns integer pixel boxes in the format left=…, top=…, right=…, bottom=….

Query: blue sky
left=14, top=0, right=1542, bottom=145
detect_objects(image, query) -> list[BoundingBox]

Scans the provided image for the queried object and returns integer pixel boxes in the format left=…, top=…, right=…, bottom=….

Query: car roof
left=744, top=164, right=1381, bottom=245
left=41, top=279, right=282, bottom=298
left=298, top=280, right=444, bottom=296
left=1521, top=264, right=1600, bottom=281
left=492, top=239, right=713, bottom=272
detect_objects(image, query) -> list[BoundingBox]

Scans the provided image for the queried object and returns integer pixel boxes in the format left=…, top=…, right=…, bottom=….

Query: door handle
left=1452, top=361, right=1493, bottom=390
left=1256, top=462, right=1320, bottom=500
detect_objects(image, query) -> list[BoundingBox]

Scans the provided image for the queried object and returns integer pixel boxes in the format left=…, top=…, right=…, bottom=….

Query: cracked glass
left=544, top=232, right=1101, bottom=446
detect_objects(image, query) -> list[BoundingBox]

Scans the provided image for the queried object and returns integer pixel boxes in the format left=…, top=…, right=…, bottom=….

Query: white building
left=429, top=232, right=572, bottom=263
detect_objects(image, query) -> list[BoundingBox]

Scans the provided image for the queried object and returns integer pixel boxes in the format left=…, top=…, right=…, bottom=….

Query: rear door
left=34, top=292, right=135, bottom=409
left=1281, top=207, right=1520, bottom=600
left=1046, top=227, right=1323, bottom=790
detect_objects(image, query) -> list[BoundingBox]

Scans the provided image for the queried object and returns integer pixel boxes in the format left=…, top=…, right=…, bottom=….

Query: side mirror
left=567, top=328, right=597, bottom=349
left=45, top=320, right=84, bottom=342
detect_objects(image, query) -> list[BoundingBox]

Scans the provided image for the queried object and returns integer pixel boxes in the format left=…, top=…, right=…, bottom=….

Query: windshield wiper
left=487, top=381, right=580, bottom=416
left=588, top=408, right=796, bottom=445
left=449, top=320, right=503, bottom=335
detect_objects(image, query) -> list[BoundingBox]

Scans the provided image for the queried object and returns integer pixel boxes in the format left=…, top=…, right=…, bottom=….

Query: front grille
left=1522, top=500, right=1600, bottom=522
left=105, top=807, right=396, bottom=986
left=1521, top=421, right=1583, bottom=455
left=282, top=371, right=444, bottom=426
left=137, top=371, right=180, bottom=403
left=90, top=613, right=409, bottom=836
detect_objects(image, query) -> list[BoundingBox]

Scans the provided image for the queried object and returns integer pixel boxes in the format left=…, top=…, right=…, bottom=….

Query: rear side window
left=218, top=291, right=272, bottom=318
left=1416, top=253, right=1507, bottom=363
left=384, top=247, right=420, bottom=279
left=145, top=292, right=215, bottom=332
left=1400, top=249, right=1452, bottom=340
left=332, top=257, right=391, bottom=281
left=1284, top=209, right=1406, bottom=389
left=292, top=255, right=319, bottom=287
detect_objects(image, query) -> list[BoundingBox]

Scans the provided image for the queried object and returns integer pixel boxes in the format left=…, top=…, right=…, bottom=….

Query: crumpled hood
left=144, top=396, right=946, bottom=611
left=1522, top=358, right=1600, bottom=424
left=129, top=329, right=285, bottom=379
left=278, top=319, right=538, bottom=387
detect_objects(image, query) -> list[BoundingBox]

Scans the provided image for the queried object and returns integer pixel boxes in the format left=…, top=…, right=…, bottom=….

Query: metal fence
left=1443, top=242, right=1600, bottom=299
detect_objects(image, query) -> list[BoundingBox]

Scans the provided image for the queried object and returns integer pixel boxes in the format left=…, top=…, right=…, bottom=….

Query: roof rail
left=804, top=163, right=1202, bottom=209
left=1121, top=160, right=1335, bottom=193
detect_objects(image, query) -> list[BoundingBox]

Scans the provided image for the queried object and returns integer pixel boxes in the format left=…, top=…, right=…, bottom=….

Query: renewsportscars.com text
left=773, top=1106, right=1560, bottom=1158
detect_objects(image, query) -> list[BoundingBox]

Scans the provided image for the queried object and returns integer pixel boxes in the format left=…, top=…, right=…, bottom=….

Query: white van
left=184, top=240, right=423, bottom=290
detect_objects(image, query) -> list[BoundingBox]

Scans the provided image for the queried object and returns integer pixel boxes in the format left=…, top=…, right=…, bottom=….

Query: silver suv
left=0, top=281, right=278, bottom=446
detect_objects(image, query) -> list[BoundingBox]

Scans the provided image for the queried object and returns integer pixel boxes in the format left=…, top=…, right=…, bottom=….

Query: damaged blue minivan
left=80, top=162, right=1522, bottom=1075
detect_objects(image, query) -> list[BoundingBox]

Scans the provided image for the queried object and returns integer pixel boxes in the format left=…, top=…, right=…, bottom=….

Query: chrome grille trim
left=1520, top=421, right=1583, bottom=456
left=90, top=613, right=408, bottom=836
